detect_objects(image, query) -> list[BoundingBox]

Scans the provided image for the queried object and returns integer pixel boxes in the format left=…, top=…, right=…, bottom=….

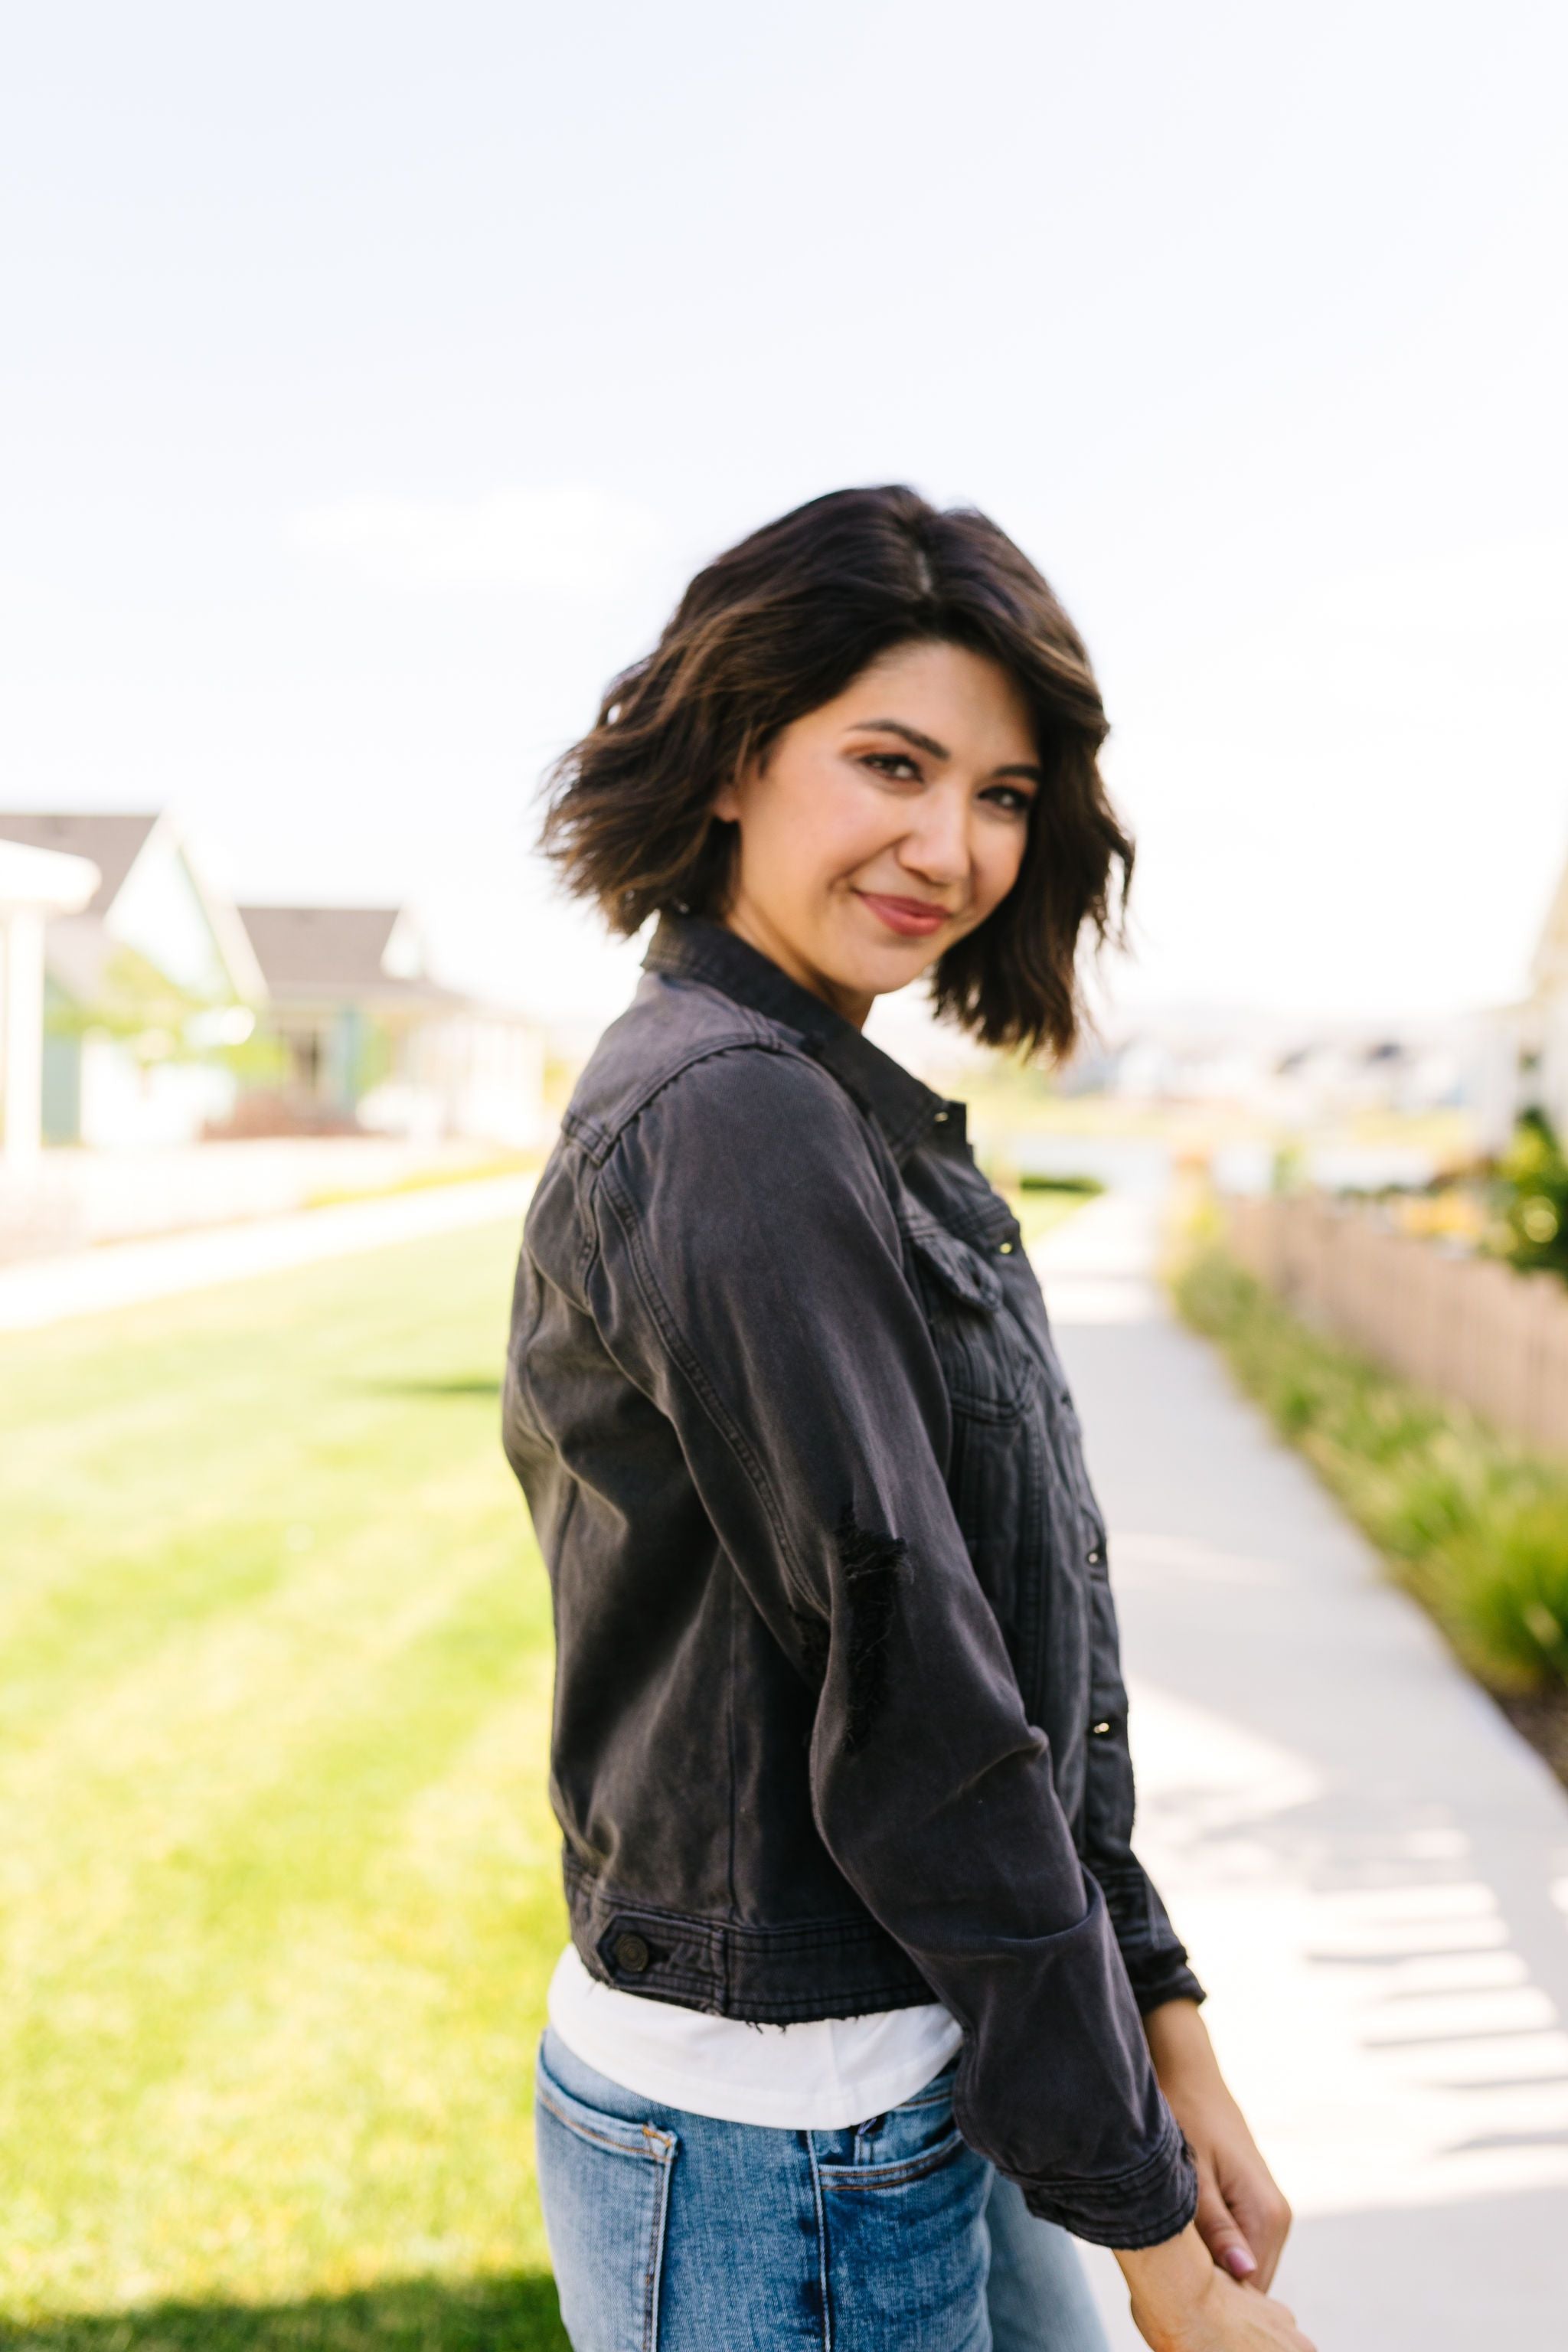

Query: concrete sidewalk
left=1036, top=1193, right=1568, bottom=2349
left=0, top=1172, right=532, bottom=1331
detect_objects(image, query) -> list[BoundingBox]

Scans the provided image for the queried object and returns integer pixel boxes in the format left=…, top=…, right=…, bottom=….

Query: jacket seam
left=567, top=1021, right=789, bottom=1165
left=594, top=1035, right=903, bottom=1624
left=563, top=1854, right=919, bottom=1952
left=724, top=1570, right=740, bottom=1974
left=603, top=1158, right=812, bottom=1609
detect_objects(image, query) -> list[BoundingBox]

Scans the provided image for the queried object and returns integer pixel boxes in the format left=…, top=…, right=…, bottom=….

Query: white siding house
left=1476, top=853, right=1568, bottom=1152
left=0, top=812, right=263, bottom=1147
left=234, top=903, right=544, bottom=1146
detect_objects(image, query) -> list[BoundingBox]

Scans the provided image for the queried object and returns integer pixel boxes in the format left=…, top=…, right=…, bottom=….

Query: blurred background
left=3, top=5, right=1566, bottom=2350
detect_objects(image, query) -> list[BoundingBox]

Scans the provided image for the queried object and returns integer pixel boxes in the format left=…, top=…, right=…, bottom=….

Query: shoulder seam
left=574, top=1029, right=857, bottom=1168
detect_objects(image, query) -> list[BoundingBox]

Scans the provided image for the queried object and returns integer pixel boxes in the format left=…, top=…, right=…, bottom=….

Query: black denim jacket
left=502, top=914, right=1201, bottom=2247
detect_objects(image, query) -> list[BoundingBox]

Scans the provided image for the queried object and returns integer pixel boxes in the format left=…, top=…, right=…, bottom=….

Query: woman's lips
left=856, top=890, right=951, bottom=938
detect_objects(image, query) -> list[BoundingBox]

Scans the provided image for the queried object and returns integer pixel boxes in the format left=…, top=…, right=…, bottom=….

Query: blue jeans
left=535, top=2027, right=1109, bottom=2352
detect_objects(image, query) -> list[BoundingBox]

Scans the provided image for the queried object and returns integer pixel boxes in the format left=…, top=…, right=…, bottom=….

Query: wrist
left=1115, top=2222, right=1217, bottom=2343
left=1145, top=1997, right=1227, bottom=2100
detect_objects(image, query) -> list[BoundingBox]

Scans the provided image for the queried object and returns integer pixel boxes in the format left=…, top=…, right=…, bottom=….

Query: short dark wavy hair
left=541, top=485, right=1132, bottom=1057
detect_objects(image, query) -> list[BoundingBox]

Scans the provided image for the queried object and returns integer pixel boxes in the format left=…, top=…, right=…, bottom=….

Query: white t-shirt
left=547, top=1942, right=962, bottom=2129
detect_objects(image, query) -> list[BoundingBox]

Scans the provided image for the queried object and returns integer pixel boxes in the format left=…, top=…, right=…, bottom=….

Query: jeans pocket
left=818, top=2066, right=967, bottom=2191
left=813, top=2074, right=992, bottom=2352
left=534, top=2044, right=678, bottom=2352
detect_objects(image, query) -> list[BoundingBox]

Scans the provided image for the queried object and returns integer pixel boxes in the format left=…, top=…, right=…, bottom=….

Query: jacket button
left=1092, top=1720, right=1112, bottom=1736
left=998, top=1240, right=1014, bottom=1255
left=614, top=1932, right=651, bottom=1975
left=1086, top=1544, right=1104, bottom=1567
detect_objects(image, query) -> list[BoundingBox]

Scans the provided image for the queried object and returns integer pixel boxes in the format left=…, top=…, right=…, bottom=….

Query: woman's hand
left=1144, top=1998, right=1292, bottom=2291
left=1115, top=2225, right=1316, bottom=2352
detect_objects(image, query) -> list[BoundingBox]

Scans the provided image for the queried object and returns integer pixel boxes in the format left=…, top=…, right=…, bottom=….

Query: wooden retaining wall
left=1221, top=1193, right=1568, bottom=1458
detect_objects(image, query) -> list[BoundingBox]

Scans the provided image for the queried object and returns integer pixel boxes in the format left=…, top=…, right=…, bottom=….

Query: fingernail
left=1221, top=2246, right=1256, bottom=2278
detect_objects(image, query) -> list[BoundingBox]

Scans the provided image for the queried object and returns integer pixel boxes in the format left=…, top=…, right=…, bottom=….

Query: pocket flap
left=906, top=1224, right=1005, bottom=1312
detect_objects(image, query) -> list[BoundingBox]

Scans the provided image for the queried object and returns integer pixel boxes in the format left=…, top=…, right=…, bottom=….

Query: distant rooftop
left=236, top=905, right=457, bottom=1006
left=0, top=813, right=158, bottom=915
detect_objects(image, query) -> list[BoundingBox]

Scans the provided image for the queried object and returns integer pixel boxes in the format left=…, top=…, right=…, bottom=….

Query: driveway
left=1037, top=1190, right=1568, bottom=2349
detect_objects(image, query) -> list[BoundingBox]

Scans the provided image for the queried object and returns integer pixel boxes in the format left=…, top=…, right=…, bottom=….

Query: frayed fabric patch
left=791, top=1606, right=831, bottom=1689
left=836, top=1503, right=908, bottom=1751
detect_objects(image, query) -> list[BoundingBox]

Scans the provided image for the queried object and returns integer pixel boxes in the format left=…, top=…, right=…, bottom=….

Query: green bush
left=1173, top=1245, right=1568, bottom=1694
left=1494, top=1107, right=1568, bottom=1278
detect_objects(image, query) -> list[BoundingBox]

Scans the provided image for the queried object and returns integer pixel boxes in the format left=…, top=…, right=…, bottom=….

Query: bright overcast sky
left=3, top=2, right=1564, bottom=1031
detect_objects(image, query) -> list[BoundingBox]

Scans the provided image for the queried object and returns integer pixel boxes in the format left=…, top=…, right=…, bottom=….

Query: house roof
left=0, top=813, right=158, bottom=915
left=236, top=905, right=461, bottom=1008
left=0, top=835, right=100, bottom=914
left=0, top=810, right=267, bottom=1003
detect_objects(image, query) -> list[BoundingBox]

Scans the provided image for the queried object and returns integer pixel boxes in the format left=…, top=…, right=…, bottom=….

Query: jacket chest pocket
left=904, top=1223, right=1031, bottom=1418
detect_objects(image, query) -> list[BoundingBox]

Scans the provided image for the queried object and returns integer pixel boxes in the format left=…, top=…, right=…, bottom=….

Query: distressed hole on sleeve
left=836, top=1504, right=909, bottom=1751
left=791, top=1606, right=831, bottom=1689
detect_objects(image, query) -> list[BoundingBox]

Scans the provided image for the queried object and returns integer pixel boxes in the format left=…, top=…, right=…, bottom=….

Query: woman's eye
left=982, top=784, right=1034, bottom=817
left=862, top=753, right=921, bottom=782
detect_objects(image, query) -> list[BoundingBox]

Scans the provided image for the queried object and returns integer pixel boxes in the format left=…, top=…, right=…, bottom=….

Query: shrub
left=1446, top=1499, right=1568, bottom=1685
left=1493, top=1107, right=1568, bottom=1279
left=1173, top=1243, right=1568, bottom=1697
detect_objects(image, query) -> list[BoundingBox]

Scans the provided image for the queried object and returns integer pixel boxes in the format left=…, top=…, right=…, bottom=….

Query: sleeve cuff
left=1129, top=1957, right=1207, bottom=2015
left=1021, top=2112, right=1200, bottom=2249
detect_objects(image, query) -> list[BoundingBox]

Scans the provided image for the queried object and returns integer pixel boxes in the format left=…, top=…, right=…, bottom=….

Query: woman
left=503, top=487, right=1314, bottom=2352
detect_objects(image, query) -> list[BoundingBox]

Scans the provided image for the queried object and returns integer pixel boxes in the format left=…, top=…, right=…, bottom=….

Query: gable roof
left=0, top=813, right=158, bottom=915
left=236, top=906, right=460, bottom=1008
left=0, top=810, right=266, bottom=1002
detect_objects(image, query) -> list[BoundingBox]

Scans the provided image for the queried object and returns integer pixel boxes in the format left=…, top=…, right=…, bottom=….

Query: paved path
left=1035, top=1192, right=1568, bottom=2350
left=0, top=1174, right=533, bottom=1331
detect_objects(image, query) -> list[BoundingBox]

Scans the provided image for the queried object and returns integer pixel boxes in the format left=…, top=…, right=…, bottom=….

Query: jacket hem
left=564, top=1851, right=939, bottom=2022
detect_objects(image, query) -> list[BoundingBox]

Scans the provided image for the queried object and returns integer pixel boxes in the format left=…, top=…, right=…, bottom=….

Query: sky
left=2, top=0, right=1565, bottom=1034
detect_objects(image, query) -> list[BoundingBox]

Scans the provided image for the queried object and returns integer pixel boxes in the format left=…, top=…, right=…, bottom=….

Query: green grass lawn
left=0, top=1223, right=569, bottom=2352
left=1004, top=1179, right=1102, bottom=1252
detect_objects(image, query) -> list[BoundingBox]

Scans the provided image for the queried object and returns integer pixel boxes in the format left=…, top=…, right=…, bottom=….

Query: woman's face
left=713, top=639, right=1041, bottom=1027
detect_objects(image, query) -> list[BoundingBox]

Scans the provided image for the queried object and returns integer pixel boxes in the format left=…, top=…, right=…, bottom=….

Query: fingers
left=1194, top=2161, right=1258, bottom=2283
left=1227, top=2180, right=1292, bottom=2292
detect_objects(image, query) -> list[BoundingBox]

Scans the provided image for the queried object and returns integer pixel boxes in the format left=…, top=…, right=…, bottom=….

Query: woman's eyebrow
left=848, top=717, right=1044, bottom=786
left=847, top=717, right=950, bottom=761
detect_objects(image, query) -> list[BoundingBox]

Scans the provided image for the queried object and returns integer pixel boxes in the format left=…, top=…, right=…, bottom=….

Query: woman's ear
left=711, top=772, right=746, bottom=824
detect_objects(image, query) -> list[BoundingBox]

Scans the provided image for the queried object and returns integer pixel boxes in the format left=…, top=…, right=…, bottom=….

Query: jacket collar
left=643, top=913, right=962, bottom=1161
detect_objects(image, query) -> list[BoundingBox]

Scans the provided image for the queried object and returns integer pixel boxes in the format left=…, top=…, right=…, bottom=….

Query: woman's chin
left=833, top=904, right=941, bottom=970
left=835, top=950, right=942, bottom=1011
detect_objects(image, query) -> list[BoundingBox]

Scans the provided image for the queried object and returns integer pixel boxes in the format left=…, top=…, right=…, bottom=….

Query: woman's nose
left=900, top=794, right=969, bottom=885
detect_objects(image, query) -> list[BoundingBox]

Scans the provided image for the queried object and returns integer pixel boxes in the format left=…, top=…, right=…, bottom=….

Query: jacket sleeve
left=1076, top=1569, right=1208, bottom=2015
left=586, top=1042, right=1197, bottom=2249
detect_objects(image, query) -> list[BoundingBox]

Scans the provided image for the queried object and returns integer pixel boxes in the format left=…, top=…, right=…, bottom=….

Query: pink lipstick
left=857, top=891, right=951, bottom=938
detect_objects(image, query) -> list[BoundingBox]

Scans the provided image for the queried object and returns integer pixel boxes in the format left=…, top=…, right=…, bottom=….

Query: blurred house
left=1475, top=854, right=1568, bottom=1151
left=233, top=903, right=544, bottom=1145
left=0, top=810, right=545, bottom=1153
left=1059, top=1007, right=1466, bottom=1122
left=0, top=832, right=102, bottom=1165
left=0, top=811, right=263, bottom=1147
